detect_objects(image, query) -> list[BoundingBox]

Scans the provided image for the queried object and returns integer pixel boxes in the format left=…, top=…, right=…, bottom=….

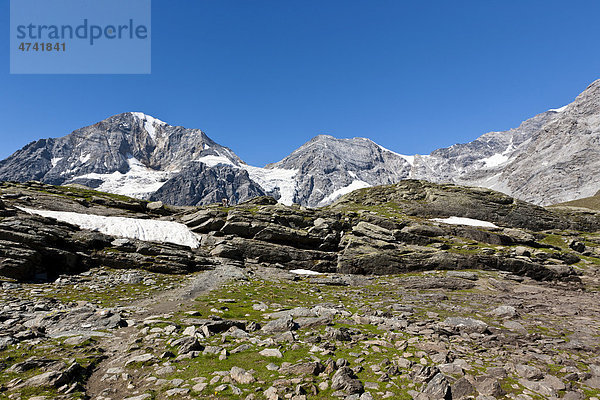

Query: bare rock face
left=149, top=163, right=266, bottom=206
left=410, top=110, right=558, bottom=188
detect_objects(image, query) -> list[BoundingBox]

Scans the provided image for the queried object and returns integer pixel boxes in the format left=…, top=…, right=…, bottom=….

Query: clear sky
left=2, top=1, right=600, bottom=166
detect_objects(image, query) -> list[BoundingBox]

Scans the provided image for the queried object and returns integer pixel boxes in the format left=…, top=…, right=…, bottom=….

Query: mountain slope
left=149, top=162, right=267, bottom=206
left=552, top=189, right=600, bottom=210
left=410, top=109, right=560, bottom=184
left=481, top=80, right=600, bottom=205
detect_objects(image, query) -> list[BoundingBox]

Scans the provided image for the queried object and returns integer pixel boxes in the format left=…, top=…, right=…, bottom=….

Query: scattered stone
left=192, top=382, right=208, bottom=392
left=264, top=386, right=280, bottom=400
left=125, top=353, right=155, bottom=367
left=124, top=394, right=152, bottom=400
left=490, top=305, right=518, bottom=319
left=515, top=364, right=544, bottom=380
left=476, top=377, right=505, bottom=397
left=165, top=388, right=189, bottom=397
left=422, top=373, right=451, bottom=399
left=569, top=240, right=586, bottom=253
left=442, top=317, right=488, bottom=334
left=230, top=366, right=255, bottom=384
left=451, top=377, right=475, bottom=399
left=259, top=348, right=283, bottom=358
left=261, top=316, right=298, bottom=333
left=331, top=367, right=364, bottom=395
left=280, top=362, right=324, bottom=376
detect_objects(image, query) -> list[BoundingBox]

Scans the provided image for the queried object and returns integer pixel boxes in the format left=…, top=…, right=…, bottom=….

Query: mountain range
left=1, top=80, right=600, bottom=207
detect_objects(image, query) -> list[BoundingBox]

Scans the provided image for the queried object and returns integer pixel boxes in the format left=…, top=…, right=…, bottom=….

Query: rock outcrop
left=2, top=180, right=598, bottom=284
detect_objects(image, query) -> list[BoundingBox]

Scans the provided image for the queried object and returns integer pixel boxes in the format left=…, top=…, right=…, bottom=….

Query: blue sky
left=2, top=1, right=600, bottom=166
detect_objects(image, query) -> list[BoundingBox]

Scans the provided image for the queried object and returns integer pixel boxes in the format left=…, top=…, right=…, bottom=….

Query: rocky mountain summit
left=1, top=180, right=600, bottom=399
left=266, top=135, right=412, bottom=207
left=2, top=79, right=600, bottom=208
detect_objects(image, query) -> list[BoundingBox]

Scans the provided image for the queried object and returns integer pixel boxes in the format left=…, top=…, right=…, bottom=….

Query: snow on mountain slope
left=18, top=207, right=200, bottom=248
left=548, top=105, right=568, bottom=113
left=477, top=80, right=600, bottom=205
left=410, top=106, right=564, bottom=191
left=194, top=153, right=298, bottom=205
left=481, top=152, right=510, bottom=168
left=377, top=144, right=415, bottom=166
left=75, top=156, right=173, bottom=199
left=0, top=112, right=260, bottom=204
left=195, top=154, right=237, bottom=168
left=3, top=79, right=600, bottom=208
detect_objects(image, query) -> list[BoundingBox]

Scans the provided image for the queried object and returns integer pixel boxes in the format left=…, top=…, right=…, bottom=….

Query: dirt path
left=85, top=263, right=247, bottom=400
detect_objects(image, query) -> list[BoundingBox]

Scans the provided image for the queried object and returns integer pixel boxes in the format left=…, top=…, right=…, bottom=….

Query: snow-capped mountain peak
left=129, top=112, right=168, bottom=140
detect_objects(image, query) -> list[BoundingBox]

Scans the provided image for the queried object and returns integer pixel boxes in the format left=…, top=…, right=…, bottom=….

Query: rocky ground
left=1, top=180, right=600, bottom=399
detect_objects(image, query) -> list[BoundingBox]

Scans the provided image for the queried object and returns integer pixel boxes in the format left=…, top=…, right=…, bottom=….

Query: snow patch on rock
left=377, top=144, right=415, bottom=165
left=549, top=105, right=568, bottom=113
left=482, top=153, right=509, bottom=168
left=289, top=269, right=323, bottom=276
left=195, top=155, right=298, bottom=206
left=319, top=180, right=371, bottom=205
left=131, top=112, right=167, bottom=140
left=196, top=155, right=237, bottom=168
left=18, top=207, right=200, bottom=248
left=431, top=216, right=499, bottom=228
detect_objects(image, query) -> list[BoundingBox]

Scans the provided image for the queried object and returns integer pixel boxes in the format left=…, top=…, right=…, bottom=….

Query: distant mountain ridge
left=1, top=79, right=600, bottom=206
left=412, top=79, right=600, bottom=205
